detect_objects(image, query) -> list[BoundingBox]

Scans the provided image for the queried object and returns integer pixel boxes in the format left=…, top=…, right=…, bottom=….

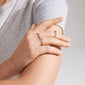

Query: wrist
left=0, top=60, right=15, bottom=80
left=0, top=55, right=21, bottom=80
left=11, top=52, right=33, bottom=74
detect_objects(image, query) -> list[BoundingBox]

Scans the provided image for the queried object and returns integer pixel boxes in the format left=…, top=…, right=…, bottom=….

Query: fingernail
left=67, top=37, right=71, bottom=41
left=59, top=51, right=63, bottom=53
left=67, top=43, right=71, bottom=46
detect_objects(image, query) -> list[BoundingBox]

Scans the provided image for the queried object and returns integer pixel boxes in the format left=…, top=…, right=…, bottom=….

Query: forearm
left=0, top=54, right=62, bottom=85
left=0, top=56, right=19, bottom=80
left=17, top=54, right=62, bottom=85
left=0, top=79, right=17, bottom=85
left=0, top=53, right=27, bottom=80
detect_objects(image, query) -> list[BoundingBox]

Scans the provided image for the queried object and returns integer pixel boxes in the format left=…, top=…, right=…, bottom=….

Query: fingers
left=42, top=37, right=71, bottom=47
left=48, top=35, right=71, bottom=42
left=35, top=17, right=63, bottom=32
left=42, top=25, right=71, bottom=42
left=57, top=35, right=71, bottom=42
left=39, top=45, right=63, bottom=56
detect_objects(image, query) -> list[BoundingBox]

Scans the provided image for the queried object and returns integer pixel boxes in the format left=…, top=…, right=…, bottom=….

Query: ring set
left=36, top=30, right=57, bottom=46
left=36, top=25, right=64, bottom=46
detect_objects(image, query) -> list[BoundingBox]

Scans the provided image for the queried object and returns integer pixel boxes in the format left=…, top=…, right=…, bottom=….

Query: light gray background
left=55, top=0, right=85, bottom=85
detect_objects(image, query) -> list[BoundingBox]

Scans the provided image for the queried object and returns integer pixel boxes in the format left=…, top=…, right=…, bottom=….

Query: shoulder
left=33, top=0, right=68, bottom=12
left=32, top=0, right=68, bottom=30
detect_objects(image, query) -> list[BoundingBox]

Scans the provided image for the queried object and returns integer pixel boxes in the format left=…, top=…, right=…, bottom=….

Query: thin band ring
left=54, top=30, right=57, bottom=37
left=37, top=25, right=64, bottom=45
left=36, top=32, right=43, bottom=46
left=54, top=25, right=64, bottom=37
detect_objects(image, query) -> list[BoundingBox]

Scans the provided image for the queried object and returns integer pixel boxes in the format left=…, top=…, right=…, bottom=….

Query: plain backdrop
left=55, top=0, right=85, bottom=85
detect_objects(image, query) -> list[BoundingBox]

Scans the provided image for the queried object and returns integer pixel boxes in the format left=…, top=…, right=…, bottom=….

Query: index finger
left=36, top=17, right=63, bottom=32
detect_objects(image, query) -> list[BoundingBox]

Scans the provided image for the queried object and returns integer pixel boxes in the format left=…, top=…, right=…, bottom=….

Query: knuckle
left=26, top=32, right=32, bottom=41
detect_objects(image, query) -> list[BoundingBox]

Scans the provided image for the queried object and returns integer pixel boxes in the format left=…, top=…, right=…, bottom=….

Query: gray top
left=0, top=0, right=68, bottom=70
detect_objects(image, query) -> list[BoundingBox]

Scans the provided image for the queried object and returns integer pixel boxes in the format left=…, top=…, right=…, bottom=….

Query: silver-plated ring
left=36, top=32, right=43, bottom=46
left=54, top=30, right=57, bottom=37
left=37, top=32, right=41, bottom=39
left=41, top=39, right=43, bottom=46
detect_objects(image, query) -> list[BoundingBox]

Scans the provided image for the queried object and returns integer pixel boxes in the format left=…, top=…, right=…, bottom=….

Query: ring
left=54, top=30, right=57, bottom=37
left=41, top=39, right=43, bottom=46
left=37, top=32, right=41, bottom=39
left=36, top=32, right=43, bottom=46
left=56, top=25, right=64, bottom=35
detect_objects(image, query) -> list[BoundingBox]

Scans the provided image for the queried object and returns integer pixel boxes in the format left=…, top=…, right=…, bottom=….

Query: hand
left=0, top=17, right=71, bottom=80
left=37, top=25, right=71, bottom=48
left=11, top=17, right=70, bottom=73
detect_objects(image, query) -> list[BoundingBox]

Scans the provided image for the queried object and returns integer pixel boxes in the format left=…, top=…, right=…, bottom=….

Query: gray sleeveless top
left=0, top=0, right=68, bottom=68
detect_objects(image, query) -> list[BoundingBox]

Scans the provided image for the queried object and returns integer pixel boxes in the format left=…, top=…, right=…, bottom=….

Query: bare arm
left=16, top=0, right=68, bottom=84
left=19, top=54, right=62, bottom=85
left=0, top=25, right=68, bottom=85
left=0, top=0, right=68, bottom=80
left=0, top=57, right=18, bottom=80
left=0, top=54, right=62, bottom=85
left=2, top=0, right=66, bottom=85
left=0, top=24, right=70, bottom=85
left=0, top=17, right=64, bottom=80
left=0, top=25, right=70, bottom=85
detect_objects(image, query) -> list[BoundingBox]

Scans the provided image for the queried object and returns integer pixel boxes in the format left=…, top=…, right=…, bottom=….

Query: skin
left=0, top=0, right=9, bottom=6
left=0, top=17, right=71, bottom=85
left=0, top=54, right=62, bottom=85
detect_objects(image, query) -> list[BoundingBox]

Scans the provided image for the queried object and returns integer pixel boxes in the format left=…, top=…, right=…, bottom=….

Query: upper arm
left=33, top=0, right=68, bottom=31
